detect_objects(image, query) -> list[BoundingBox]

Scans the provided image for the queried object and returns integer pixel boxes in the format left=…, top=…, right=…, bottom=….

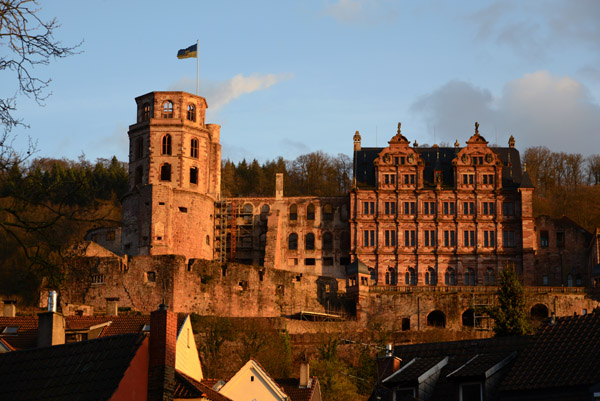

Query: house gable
left=219, top=359, right=288, bottom=401
left=175, top=315, right=203, bottom=382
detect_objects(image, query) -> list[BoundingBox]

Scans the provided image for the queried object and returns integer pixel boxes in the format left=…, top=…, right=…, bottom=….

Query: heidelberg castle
left=65, top=91, right=600, bottom=328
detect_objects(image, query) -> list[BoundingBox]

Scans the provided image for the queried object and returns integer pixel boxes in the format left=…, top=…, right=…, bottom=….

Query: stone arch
left=531, top=304, right=549, bottom=322
left=289, top=204, right=297, bottom=221
left=260, top=204, right=270, bottom=221
left=307, top=203, right=315, bottom=220
left=427, top=310, right=446, bottom=328
left=462, top=308, right=475, bottom=327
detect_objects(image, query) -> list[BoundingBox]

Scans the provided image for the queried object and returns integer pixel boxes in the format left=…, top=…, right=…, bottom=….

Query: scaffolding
left=213, top=200, right=255, bottom=265
left=472, top=293, right=494, bottom=331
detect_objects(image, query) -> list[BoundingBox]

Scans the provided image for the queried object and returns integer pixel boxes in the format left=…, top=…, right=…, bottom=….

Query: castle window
left=134, top=166, right=143, bottom=185
left=304, top=258, right=316, bottom=266
left=145, top=271, right=156, bottom=283
left=423, top=201, right=435, bottom=215
left=142, top=103, right=151, bottom=121
left=465, top=268, right=476, bottom=285
left=260, top=204, right=270, bottom=221
left=160, top=163, right=172, bottom=181
left=483, top=231, right=495, bottom=247
left=323, top=204, right=333, bottom=221
left=384, top=230, right=396, bottom=247
left=403, top=201, right=416, bottom=215
left=162, top=101, right=173, bottom=118
left=386, top=268, right=397, bottom=285
left=404, top=174, right=415, bottom=185
left=190, top=138, right=199, bottom=158
left=482, top=174, right=494, bottom=185
left=540, top=230, right=549, bottom=248
left=206, top=235, right=210, bottom=245
left=187, top=104, right=196, bottom=121
left=463, top=202, right=474, bottom=215
left=307, top=203, right=315, bottom=220
left=91, top=274, right=105, bottom=284
left=502, top=202, right=514, bottom=216
left=289, top=204, right=297, bottom=221
left=190, top=167, right=198, bottom=184
left=462, top=174, right=474, bottom=185
left=305, top=233, right=315, bottom=250
left=485, top=268, right=495, bottom=285
left=556, top=231, right=565, bottom=248
left=444, top=230, right=456, bottom=247
left=424, top=230, right=435, bottom=247
left=363, top=230, right=375, bottom=247
left=135, top=137, right=144, bottom=159
left=384, top=201, right=396, bottom=215
left=106, top=231, right=115, bottom=241
left=464, top=230, right=475, bottom=247
left=567, top=273, right=573, bottom=287
left=363, top=201, right=375, bottom=215
left=162, top=134, right=172, bottom=155
left=288, top=233, right=298, bottom=250
left=322, top=232, right=333, bottom=251
left=405, top=268, right=416, bottom=285
left=425, top=267, right=436, bottom=285
left=340, top=231, right=350, bottom=250
left=482, top=202, right=494, bottom=215
left=445, top=268, right=456, bottom=285
left=503, top=230, right=515, bottom=247
left=443, top=202, right=455, bottom=215
left=404, top=230, right=416, bottom=247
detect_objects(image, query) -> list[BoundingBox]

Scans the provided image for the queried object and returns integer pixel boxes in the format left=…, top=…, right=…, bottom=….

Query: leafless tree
left=1, top=0, right=80, bottom=133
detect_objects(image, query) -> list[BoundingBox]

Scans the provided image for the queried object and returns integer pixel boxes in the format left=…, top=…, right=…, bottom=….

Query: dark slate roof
left=383, top=356, right=448, bottom=386
left=446, top=352, right=516, bottom=380
left=0, top=333, right=145, bottom=401
left=500, top=311, right=600, bottom=392
left=175, top=371, right=233, bottom=401
left=276, top=377, right=321, bottom=401
left=354, top=146, right=524, bottom=189
left=345, top=259, right=370, bottom=275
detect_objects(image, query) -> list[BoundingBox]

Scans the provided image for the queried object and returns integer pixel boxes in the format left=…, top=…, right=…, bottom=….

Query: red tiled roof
left=175, top=371, right=232, bottom=401
left=501, top=312, right=600, bottom=391
left=276, top=377, right=321, bottom=401
left=0, top=333, right=146, bottom=400
left=0, top=317, right=38, bottom=350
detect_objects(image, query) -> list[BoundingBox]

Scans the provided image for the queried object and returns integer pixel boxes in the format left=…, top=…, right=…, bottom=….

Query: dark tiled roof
left=0, top=316, right=38, bottom=349
left=175, top=371, right=232, bottom=401
left=0, top=333, right=145, bottom=401
left=446, top=352, right=515, bottom=379
left=501, top=312, right=600, bottom=391
left=276, top=377, right=320, bottom=401
left=354, top=146, right=524, bottom=189
left=383, top=356, right=448, bottom=385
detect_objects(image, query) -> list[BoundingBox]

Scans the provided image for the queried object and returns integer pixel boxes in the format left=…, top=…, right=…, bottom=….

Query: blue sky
left=4, top=0, right=600, bottom=163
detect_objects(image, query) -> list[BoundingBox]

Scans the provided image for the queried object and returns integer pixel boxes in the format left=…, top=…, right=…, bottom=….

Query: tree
left=1, top=0, right=80, bottom=133
left=486, top=267, right=532, bottom=337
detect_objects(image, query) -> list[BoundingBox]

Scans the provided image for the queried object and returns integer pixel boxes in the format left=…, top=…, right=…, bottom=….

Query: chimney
left=275, top=173, right=284, bottom=200
left=106, top=297, right=119, bottom=316
left=299, top=361, right=310, bottom=388
left=3, top=300, right=16, bottom=317
left=37, top=291, right=65, bottom=347
left=148, top=304, right=177, bottom=401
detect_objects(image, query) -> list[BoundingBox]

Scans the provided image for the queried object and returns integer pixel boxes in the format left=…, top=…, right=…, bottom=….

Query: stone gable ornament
left=485, top=153, right=493, bottom=163
left=461, top=154, right=469, bottom=164
left=407, top=153, right=415, bottom=164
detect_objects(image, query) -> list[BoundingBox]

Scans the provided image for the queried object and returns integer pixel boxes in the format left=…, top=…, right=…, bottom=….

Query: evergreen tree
left=486, top=267, right=533, bottom=336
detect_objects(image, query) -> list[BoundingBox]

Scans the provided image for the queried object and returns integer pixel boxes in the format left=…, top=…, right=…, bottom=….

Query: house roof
left=0, top=333, right=146, bottom=401
left=382, top=356, right=448, bottom=386
left=0, top=314, right=187, bottom=350
left=276, top=377, right=321, bottom=401
left=175, top=371, right=233, bottom=401
left=501, top=312, right=600, bottom=392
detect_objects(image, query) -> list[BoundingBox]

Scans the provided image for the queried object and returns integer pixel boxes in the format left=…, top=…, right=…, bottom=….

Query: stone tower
left=121, top=91, right=221, bottom=259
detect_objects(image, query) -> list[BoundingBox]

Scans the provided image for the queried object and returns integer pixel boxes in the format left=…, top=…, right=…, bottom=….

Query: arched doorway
left=530, top=304, right=549, bottom=322
left=427, top=310, right=446, bottom=328
left=462, top=309, right=475, bottom=327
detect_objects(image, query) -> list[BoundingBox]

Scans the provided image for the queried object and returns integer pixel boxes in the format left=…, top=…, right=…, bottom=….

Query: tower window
left=187, top=104, right=196, bottom=121
left=160, top=163, right=172, bottom=181
left=135, top=137, right=144, bottom=159
left=191, top=138, right=199, bottom=158
left=162, top=101, right=173, bottom=118
left=162, top=134, right=172, bottom=155
left=142, top=103, right=151, bottom=121
left=135, top=166, right=143, bottom=185
left=190, top=167, right=198, bottom=184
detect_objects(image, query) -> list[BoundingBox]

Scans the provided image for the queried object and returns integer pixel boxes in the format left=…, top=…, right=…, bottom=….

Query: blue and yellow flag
left=177, top=44, right=198, bottom=59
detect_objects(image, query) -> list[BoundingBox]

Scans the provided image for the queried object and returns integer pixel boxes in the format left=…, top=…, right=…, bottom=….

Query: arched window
left=427, top=310, right=446, bottom=328
left=190, top=138, right=199, bottom=158
left=162, top=134, right=172, bottom=155
left=484, top=268, right=495, bottom=285
left=567, top=273, right=573, bottom=287
left=260, top=204, right=270, bottom=221
left=190, top=167, right=198, bottom=184
left=160, top=163, right=171, bottom=181
left=289, top=204, right=297, bottom=221
left=322, top=232, right=333, bottom=251
left=259, top=233, right=266, bottom=248
left=243, top=204, right=253, bottom=224
left=162, top=101, right=173, bottom=118
left=445, top=268, right=456, bottom=285
left=405, top=268, right=416, bottom=285
left=323, top=204, right=333, bottom=221
left=388, top=268, right=397, bottom=285
left=307, top=204, right=315, bottom=220
left=465, top=268, right=476, bottom=286
left=425, top=267, right=436, bottom=285
left=135, top=137, right=144, bottom=159
left=340, top=231, right=350, bottom=250
left=288, top=233, right=298, bottom=250
left=187, top=104, right=196, bottom=121
left=305, top=233, right=315, bottom=250
left=134, top=166, right=143, bottom=185
left=142, top=103, right=151, bottom=121
left=462, top=309, right=475, bottom=327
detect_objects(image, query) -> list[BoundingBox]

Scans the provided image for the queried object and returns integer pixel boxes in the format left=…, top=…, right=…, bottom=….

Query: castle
left=74, top=91, right=599, bottom=329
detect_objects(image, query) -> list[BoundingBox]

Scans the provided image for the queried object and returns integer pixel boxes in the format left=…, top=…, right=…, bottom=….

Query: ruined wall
left=62, top=256, right=345, bottom=317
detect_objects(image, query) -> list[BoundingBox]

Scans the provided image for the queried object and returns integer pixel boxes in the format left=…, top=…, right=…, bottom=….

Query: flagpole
left=196, top=39, right=199, bottom=95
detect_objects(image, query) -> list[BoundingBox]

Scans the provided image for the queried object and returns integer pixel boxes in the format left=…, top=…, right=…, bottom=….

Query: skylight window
left=1, top=326, right=18, bottom=334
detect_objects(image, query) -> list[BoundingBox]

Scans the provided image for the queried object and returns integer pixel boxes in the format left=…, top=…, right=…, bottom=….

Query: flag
left=177, top=44, right=198, bottom=59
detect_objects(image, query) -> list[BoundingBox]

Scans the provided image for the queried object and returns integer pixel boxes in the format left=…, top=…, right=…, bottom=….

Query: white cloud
left=322, top=0, right=400, bottom=24
left=169, top=72, right=294, bottom=111
left=410, top=71, right=600, bottom=155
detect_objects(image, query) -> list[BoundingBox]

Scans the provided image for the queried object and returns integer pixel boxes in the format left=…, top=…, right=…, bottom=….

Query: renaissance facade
left=349, top=123, right=536, bottom=287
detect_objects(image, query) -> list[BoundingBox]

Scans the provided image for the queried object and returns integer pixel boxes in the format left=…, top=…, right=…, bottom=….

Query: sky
left=3, top=0, right=600, bottom=164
